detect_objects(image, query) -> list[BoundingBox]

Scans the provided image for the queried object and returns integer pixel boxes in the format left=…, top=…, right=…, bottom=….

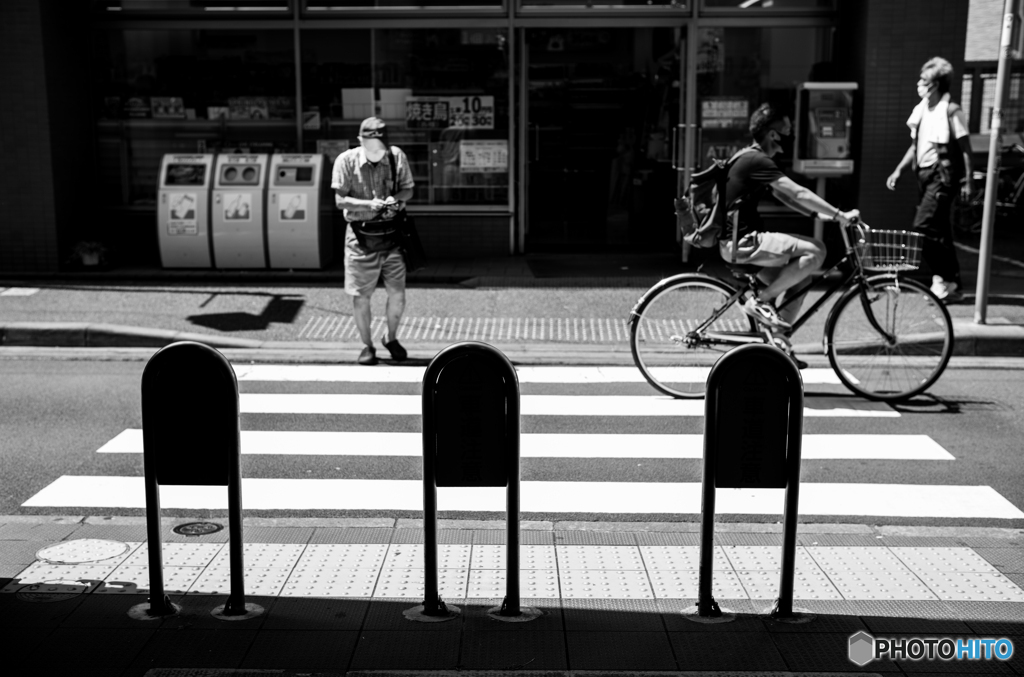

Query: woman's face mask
left=361, top=139, right=387, bottom=163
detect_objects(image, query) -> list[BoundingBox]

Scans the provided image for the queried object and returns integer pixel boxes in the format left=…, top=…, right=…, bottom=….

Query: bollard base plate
left=211, top=602, right=265, bottom=621
left=763, top=605, right=816, bottom=624
left=404, top=604, right=461, bottom=623
left=128, top=601, right=181, bottom=621
left=679, top=604, right=737, bottom=624
left=487, top=605, right=544, bottom=623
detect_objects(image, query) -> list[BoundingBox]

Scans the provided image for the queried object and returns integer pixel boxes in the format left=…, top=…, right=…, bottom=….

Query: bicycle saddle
left=724, top=262, right=763, bottom=277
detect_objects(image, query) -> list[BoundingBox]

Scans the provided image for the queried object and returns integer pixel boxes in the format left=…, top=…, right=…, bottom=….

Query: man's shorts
left=719, top=231, right=822, bottom=268
left=344, top=224, right=406, bottom=297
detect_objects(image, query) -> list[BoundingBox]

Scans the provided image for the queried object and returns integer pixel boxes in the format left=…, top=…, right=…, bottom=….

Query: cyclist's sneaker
left=742, top=297, right=793, bottom=331
left=931, top=275, right=949, bottom=299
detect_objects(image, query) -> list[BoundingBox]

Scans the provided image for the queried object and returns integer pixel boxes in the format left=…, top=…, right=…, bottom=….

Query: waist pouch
left=352, top=216, right=402, bottom=252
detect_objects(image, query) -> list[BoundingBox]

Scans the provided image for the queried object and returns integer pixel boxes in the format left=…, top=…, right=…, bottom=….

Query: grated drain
left=172, top=522, right=224, bottom=537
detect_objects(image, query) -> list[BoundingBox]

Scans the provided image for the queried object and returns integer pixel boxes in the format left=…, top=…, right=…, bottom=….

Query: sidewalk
left=3, top=515, right=1023, bottom=676
left=2, top=244, right=1024, bottom=358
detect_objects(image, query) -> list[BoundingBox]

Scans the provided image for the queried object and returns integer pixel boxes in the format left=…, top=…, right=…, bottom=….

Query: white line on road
left=232, top=364, right=846, bottom=385
left=236, top=393, right=899, bottom=417
left=97, top=429, right=951, bottom=460
left=0, top=287, right=40, bottom=297
left=22, top=477, right=1022, bottom=518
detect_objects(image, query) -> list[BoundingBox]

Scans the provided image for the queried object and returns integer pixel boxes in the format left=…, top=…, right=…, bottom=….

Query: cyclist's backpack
left=675, top=147, right=758, bottom=249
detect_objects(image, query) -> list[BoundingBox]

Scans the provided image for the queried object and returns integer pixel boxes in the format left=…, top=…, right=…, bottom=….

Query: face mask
left=361, top=140, right=387, bottom=163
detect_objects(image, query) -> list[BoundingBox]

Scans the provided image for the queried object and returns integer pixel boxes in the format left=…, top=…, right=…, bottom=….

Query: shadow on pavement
left=187, top=295, right=304, bottom=332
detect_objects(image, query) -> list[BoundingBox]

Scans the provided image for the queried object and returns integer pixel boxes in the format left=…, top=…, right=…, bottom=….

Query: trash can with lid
left=157, top=154, right=215, bottom=268
left=266, top=153, right=332, bottom=269
left=211, top=154, right=269, bottom=269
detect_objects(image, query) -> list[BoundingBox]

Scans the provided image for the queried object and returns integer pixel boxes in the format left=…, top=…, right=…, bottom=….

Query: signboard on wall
left=406, top=96, right=495, bottom=130
left=460, top=140, right=508, bottom=173
left=701, top=97, right=749, bottom=130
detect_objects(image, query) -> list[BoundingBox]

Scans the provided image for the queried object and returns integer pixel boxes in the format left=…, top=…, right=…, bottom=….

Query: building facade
left=0, top=0, right=980, bottom=272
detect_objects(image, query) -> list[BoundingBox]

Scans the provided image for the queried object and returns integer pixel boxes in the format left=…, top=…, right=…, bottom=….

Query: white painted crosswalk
left=20, top=364, right=1024, bottom=520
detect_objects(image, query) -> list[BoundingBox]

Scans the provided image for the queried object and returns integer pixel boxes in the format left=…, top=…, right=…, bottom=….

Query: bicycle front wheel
left=630, top=274, right=756, bottom=398
left=826, top=275, right=953, bottom=402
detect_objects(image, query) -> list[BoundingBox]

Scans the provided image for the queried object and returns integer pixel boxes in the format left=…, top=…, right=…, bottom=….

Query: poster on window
left=701, top=97, right=749, bottom=130
left=406, top=98, right=451, bottom=129
left=223, top=193, right=252, bottom=221
left=279, top=193, right=307, bottom=221
left=460, top=140, right=508, bottom=173
left=447, top=96, right=495, bottom=130
left=168, top=193, right=198, bottom=235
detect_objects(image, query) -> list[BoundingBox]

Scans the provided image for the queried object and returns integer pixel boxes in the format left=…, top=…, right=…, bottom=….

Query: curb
left=3, top=320, right=1024, bottom=357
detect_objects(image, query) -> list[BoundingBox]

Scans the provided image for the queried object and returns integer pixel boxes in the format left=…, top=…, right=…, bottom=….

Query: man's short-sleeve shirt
left=724, top=148, right=786, bottom=238
left=907, top=93, right=969, bottom=169
left=331, top=145, right=415, bottom=222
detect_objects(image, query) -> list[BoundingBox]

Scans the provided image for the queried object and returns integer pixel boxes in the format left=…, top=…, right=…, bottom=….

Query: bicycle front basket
left=857, top=229, right=923, bottom=272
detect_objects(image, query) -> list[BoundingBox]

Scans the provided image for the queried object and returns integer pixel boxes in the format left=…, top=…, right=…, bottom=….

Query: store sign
left=406, top=96, right=495, bottom=130
left=460, top=140, right=508, bottom=173
left=701, top=97, right=749, bottom=130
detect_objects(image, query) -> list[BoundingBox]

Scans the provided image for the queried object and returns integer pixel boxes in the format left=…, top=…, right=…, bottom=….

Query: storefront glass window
left=304, top=1, right=501, bottom=9
left=520, top=0, right=683, bottom=7
left=979, top=72, right=1024, bottom=134
left=702, top=0, right=833, bottom=9
left=302, top=28, right=511, bottom=207
left=94, top=0, right=292, bottom=13
left=95, top=29, right=297, bottom=206
left=696, top=26, right=830, bottom=175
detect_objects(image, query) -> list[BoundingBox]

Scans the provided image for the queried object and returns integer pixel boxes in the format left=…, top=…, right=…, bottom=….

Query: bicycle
left=628, top=221, right=954, bottom=402
left=953, top=142, right=1024, bottom=235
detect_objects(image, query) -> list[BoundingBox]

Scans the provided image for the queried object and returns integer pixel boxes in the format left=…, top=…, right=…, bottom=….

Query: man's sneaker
left=742, top=297, right=793, bottom=331
left=943, top=282, right=965, bottom=304
left=931, top=275, right=949, bottom=299
left=382, top=336, right=407, bottom=361
left=357, top=345, right=378, bottom=366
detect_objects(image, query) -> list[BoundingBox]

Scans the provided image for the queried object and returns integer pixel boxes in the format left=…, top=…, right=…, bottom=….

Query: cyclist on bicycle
left=722, top=103, right=860, bottom=332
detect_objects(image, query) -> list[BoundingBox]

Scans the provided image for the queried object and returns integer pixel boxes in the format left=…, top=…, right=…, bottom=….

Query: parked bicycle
left=628, top=220, right=954, bottom=402
left=952, top=142, right=1024, bottom=235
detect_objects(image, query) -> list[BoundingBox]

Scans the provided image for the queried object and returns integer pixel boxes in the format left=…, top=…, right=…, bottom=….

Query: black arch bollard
left=683, top=343, right=812, bottom=624
left=128, top=341, right=262, bottom=622
left=404, top=341, right=541, bottom=623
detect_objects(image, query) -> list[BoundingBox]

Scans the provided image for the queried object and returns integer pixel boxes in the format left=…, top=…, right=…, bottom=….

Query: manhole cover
left=172, top=522, right=224, bottom=536
left=36, top=539, right=129, bottom=564
left=15, top=582, right=88, bottom=603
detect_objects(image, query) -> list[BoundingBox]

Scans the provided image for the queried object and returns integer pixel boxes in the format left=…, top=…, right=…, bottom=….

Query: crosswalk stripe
left=97, top=429, right=953, bottom=460
left=22, top=477, right=1024, bottom=519
left=233, top=365, right=847, bottom=385
left=237, top=393, right=899, bottom=417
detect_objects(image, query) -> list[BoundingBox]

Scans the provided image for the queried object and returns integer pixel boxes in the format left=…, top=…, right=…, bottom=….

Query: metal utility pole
left=975, top=0, right=1022, bottom=323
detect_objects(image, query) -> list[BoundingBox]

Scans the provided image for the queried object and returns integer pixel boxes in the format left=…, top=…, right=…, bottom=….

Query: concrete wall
left=965, top=0, right=1009, bottom=62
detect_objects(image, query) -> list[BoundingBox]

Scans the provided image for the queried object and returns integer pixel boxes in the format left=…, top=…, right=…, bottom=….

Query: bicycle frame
left=695, top=222, right=898, bottom=349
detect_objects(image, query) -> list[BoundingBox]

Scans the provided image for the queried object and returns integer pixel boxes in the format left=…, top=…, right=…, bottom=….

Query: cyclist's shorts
left=719, top=231, right=822, bottom=268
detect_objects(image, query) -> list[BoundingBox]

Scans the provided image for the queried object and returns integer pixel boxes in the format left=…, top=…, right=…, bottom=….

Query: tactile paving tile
left=5, top=562, right=119, bottom=588
left=647, top=568, right=747, bottom=599
left=640, top=545, right=731, bottom=571
left=890, top=546, right=1001, bottom=573
left=722, top=545, right=819, bottom=571
left=559, top=569, right=653, bottom=598
left=296, top=544, right=388, bottom=569
left=383, top=543, right=471, bottom=569
left=372, top=567, right=468, bottom=598
left=187, top=566, right=292, bottom=596
left=806, top=546, right=911, bottom=573
left=736, top=569, right=843, bottom=600
left=557, top=545, right=645, bottom=570
left=467, top=569, right=560, bottom=598
left=208, top=543, right=306, bottom=570
left=35, top=539, right=133, bottom=565
left=914, top=571, right=1024, bottom=601
left=470, top=544, right=557, bottom=570
left=95, top=564, right=202, bottom=594
left=124, top=542, right=224, bottom=567
left=279, top=567, right=380, bottom=597
left=827, top=569, right=938, bottom=600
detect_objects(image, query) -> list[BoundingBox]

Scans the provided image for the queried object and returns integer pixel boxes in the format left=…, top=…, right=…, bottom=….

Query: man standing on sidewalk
left=333, top=117, right=416, bottom=365
left=886, top=56, right=973, bottom=304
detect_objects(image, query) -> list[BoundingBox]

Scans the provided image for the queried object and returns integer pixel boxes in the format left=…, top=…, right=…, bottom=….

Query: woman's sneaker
left=742, top=297, right=793, bottom=331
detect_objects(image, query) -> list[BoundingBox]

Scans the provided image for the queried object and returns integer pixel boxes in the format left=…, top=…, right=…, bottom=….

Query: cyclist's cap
left=358, top=117, right=388, bottom=141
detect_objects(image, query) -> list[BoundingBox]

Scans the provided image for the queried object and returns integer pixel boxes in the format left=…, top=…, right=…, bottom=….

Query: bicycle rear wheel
left=630, top=274, right=756, bottom=398
left=826, top=276, right=953, bottom=402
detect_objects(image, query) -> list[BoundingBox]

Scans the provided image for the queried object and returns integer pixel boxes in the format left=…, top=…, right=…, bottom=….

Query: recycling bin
left=211, top=154, right=269, bottom=269
left=157, top=154, right=214, bottom=268
left=266, top=153, right=332, bottom=269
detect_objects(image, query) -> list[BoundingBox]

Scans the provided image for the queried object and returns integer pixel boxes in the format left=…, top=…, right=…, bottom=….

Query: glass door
left=521, top=26, right=686, bottom=252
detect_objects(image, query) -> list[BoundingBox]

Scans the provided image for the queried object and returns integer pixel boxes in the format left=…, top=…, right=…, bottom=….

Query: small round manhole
left=172, top=521, right=224, bottom=536
left=36, top=539, right=129, bottom=565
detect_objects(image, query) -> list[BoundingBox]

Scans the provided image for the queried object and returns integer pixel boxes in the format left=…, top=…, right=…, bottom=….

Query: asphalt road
left=2, top=353, right=1023, bottom=528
